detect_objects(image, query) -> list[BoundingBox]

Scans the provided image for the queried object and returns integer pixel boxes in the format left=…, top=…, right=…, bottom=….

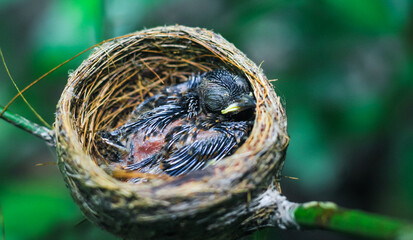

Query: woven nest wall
left=55, top=25, right=289, bottom=239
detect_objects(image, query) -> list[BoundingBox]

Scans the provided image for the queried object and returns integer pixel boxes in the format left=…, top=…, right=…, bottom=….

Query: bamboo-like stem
left=0, top=106, right=55, bottom=147
left=293, top=201, right=413, bottom=239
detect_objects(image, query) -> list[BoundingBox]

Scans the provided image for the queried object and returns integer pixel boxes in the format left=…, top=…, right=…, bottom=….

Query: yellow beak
left=221, top=103, right=241, bottom=114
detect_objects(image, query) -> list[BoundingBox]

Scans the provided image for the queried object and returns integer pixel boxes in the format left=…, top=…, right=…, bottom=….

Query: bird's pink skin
left=125, top=119, right=184, bottom=164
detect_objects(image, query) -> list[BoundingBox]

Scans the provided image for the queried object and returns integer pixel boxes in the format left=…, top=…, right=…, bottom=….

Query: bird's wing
left=128, top=79, right=195, bottom=119
left=161, top=133, right=237, bottom=176
left=111, top=103, right=187, bottom=139
left=111, top=92, right=200, bottom=140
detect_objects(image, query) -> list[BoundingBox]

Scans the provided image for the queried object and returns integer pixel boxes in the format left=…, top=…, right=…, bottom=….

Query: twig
left=0, top=105, right=55, bottom=147
left=293, top=201, right=413, bottom=239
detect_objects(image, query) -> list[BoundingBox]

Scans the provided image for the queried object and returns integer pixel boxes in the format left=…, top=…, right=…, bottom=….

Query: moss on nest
left=55, top=25, right=288, bottom=239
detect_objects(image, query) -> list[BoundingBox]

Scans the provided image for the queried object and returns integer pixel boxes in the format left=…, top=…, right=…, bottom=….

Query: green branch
left=293, top=201, right=413, bottom=239
left=0, top=106, right=55, bottom=147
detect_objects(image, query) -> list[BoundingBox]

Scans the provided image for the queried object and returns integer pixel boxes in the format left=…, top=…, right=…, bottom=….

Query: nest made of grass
left=55, top=25, right=289, bottom=239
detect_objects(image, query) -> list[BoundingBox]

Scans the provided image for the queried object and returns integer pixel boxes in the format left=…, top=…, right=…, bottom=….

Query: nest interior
left=55, top=25, right=289, bottom=239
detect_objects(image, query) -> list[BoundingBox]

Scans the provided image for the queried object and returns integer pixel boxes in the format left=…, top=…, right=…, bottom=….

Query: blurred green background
left=1, top=0, right=412, bottom=239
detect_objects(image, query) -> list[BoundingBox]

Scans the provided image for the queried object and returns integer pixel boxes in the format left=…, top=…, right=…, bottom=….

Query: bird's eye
left=205, top=92, right=226, bottom=112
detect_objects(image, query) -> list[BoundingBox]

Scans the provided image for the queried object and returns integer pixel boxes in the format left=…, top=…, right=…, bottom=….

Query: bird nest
left=55, top=25, right=289, bottom=239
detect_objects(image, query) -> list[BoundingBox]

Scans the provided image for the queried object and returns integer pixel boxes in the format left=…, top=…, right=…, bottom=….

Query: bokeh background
left=1, top=0, right=412, bottom=239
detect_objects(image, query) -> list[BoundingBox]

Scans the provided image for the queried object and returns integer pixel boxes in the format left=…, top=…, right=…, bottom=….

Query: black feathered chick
left=101, top=69, right=255, bottom=179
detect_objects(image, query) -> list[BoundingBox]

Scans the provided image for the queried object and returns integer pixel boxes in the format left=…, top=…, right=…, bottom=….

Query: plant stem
left=293, top=201, right=413, bottom=239
left=0, top=106, right=55, bottom=147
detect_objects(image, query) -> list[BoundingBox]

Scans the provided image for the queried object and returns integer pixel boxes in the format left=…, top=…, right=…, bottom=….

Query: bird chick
left=100, top=69, right=255, bottom=180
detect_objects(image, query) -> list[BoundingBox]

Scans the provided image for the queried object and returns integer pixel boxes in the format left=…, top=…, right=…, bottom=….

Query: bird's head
left=198, top=69, right=256, bottom=116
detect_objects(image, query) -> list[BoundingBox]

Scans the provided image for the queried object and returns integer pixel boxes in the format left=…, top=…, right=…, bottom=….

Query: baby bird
left=101, top=69, right=255, bottom=179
